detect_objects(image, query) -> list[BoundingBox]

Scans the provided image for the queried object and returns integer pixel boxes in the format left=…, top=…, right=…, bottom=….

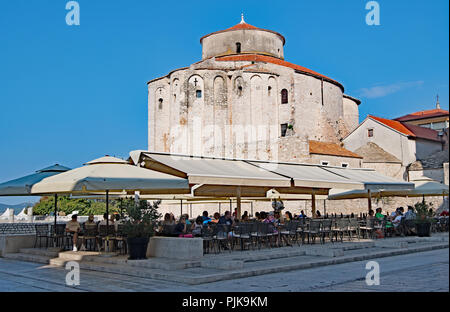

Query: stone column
left=8, top=209, right=14, bottom=223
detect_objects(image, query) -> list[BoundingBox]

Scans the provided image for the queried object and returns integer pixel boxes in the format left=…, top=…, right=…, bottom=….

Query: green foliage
left=33, top=196, right=119, bottom=216
left=121, top=198, right=162, bottom=239
left=414, top=201, right=435, bottom=224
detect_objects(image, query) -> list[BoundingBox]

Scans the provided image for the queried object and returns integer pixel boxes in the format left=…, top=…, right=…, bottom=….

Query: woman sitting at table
left=174, top=215, right=192, bottom=238
left=191, top=216, right=203, bottom=237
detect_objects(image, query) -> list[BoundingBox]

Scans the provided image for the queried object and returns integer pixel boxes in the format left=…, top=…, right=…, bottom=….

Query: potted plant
left=119, top=198, right=161, bottom=260
left=413, top=201, right=435, bottom=237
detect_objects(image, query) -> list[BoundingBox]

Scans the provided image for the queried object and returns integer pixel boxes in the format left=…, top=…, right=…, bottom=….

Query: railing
left=0, top=223, right=39, bottom=235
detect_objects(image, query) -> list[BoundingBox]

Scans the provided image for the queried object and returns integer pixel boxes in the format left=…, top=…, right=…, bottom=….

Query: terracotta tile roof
left=309, top=140, right=363, bottom=159
left=200, top=22, right=286, bottom=44
left=216, top=54, right=343, bottom=91
left=394, top=109, right=449, bottom=122
left=403, top=123, right=441, bottom=142
left=369, top=115, right=415, bottom=136
left=369, top=115, right=441, bottom=142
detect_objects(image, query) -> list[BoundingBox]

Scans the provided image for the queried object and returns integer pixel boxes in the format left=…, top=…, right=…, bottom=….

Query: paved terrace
left=0, top=233, right=448, bottom=291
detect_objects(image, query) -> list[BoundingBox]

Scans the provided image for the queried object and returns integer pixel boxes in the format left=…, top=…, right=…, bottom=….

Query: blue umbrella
left=0, top=164, right=70, bottom=238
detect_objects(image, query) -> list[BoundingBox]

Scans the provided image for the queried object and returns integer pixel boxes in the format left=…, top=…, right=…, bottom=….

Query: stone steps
left=19, top=248, right=60, bottom=257
left=3, top=252, right=52, bottom=264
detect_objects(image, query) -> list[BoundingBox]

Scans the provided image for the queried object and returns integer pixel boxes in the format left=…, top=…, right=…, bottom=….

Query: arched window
left=237, top=86, right=243, bottom=96
left=281, top=89, right=288, bottom=104
left=236, top=42, right=241, bottom=54
left=158, top=98, right=163, bottom=109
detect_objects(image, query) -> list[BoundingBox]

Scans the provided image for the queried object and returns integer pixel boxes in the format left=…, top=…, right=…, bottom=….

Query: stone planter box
left=146, top=237, right=203, bottom=260
left=0, top=234, right=36, bottom=257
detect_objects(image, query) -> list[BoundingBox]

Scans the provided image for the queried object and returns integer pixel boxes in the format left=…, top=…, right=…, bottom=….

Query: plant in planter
left=119, top=198, right=161, bottom=260
left=413, top=201, right=435, bottom=237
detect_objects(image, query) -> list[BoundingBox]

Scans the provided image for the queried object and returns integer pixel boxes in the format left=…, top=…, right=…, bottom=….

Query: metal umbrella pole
left=53, top=194, right=58, bottom=247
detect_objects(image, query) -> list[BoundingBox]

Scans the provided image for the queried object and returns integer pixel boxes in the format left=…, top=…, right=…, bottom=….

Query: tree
left=33, top=196, right=119, bottom=216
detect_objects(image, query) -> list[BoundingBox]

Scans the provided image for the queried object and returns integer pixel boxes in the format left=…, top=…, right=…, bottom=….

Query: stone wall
left=201, top=29, right=284, bottom=60
left=148, top=59, right=351, bottom=163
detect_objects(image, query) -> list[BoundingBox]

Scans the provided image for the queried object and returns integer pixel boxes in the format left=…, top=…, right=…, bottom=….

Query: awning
left=131, top=152, right=292, bottom=191
left=247, top=160, right=364, bottom=190
left=328, top=179, right=445, bottom=200
left=31, top=156, right=190, bottom=195
left=321, top=167, right=414, bottom=191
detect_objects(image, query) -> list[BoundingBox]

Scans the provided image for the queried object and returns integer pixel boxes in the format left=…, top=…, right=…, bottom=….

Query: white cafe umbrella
left=31, top=156, right=190, bottom=195
left=31, top=156, right=190, bottom=235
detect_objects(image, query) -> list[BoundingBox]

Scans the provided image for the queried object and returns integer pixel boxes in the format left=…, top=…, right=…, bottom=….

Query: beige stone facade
left=148, top=19, right=360, bottom=163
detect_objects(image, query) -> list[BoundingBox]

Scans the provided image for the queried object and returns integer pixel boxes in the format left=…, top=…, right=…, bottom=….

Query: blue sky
left=0, top=0, right=448, bottom=205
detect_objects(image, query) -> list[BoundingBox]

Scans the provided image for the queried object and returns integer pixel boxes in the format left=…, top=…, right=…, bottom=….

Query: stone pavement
left=0, top=233, right=448, bottom=291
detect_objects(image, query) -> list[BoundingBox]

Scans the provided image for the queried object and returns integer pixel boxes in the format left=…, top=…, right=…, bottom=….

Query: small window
left=321, top=161, right=329, bottom=166
left=341, top=163, right=349, bottom=168
left=280, top=124, right=288, bottom=137
left=281, top=89, right=288, bottom=104
left=196, top=90, right=202, bottom=98
left=158, top=98, right=163, bottom=109
left=236, top=42, right=241, bottom=54
left=268, top=86, right=272, bottom=96
left=368, top=129, right=374, bottom=137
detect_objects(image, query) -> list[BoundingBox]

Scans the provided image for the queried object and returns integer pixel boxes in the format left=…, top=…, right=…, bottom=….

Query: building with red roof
left=394, top=97, right=449, bottom=131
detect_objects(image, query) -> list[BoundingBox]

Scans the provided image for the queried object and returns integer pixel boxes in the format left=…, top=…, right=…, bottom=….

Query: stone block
left=0, top=234, right=35, bottom=257
left=147, top=237, right=203, bottom=260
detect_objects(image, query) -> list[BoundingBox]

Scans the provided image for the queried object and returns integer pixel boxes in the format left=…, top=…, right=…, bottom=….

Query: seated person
left=375, top=208, right=384, bottom=219
left=98, top=213, right=110, bottom=227
left=84, top=214, right=96, bottom=227
left=66, top=215, right=81, bottom=252
left=201, top=211, right=211, bottom=224
left=392, top=211, right=404, bottom=235
left=404, top=206, right=416, bottom=220
left=191, top=216, right=204, bottom=237
left=210, top=212, right=220, bottom=223
left=174, top=216, right=191, bottom=237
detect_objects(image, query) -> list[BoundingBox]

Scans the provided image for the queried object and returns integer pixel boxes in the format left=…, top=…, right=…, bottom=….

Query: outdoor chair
left=214, top=224, right=232, bottom=253
left=332, top=219, right=347, bottom=242
left=81, top=225, right=99, bottom=251
left=348, top=219, right=361, bottom=240
left=304, top=220, right=321, bottom=244
left=403, top=219, right=416, bottom=236
left=296, top=219, right=306, bottom=244
left=161, top=224, right=178, bottom=237
left=114, top=224, right=127, bottom=254
left=279, top=221, right=299, bottom=246
left=373, top=219, right=386, bottom=238
left=251, top=222, right=270, bottom=249
left=34, top=224, right=50, bottom=248
left=201, top=224, right=216, bottom=254
left=48, top=224, right=66, bottom=248
left=98, top=225, right=116, bottom=252
left=232, top=223, right=252, bottom=251
left=360, top=218, right=375, bottom=239
left=319, top=219, right=333, bottom=243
